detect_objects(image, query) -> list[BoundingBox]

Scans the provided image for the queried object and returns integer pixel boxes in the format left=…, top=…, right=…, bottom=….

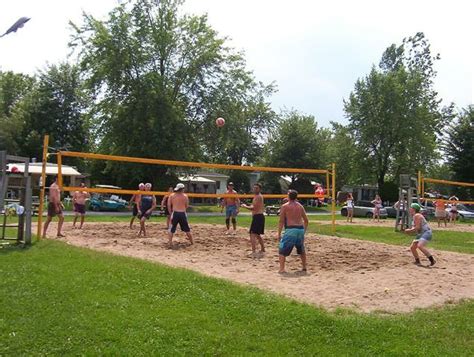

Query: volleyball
left=216, top=117, right=225, bottom=127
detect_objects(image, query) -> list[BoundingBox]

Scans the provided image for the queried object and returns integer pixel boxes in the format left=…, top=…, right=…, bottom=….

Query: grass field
left=1, top=240, right=473, bottom=355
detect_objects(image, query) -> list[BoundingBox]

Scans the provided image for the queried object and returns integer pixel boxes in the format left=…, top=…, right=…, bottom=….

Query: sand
left=38, top=222, right=474, bottom=313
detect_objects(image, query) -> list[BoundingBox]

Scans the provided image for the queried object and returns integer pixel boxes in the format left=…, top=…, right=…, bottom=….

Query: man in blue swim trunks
left=277, top=190, right=309, bottom=273
left=221, top=182, right=240, bottom=235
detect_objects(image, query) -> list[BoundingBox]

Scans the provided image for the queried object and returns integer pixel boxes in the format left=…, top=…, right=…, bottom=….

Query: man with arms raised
left=167, top=183, right=194, bottom=246
left=278, top=190, right=309, bottom=273
left=72, top=182, right=90, bottom=229
left=42, top=176, right=65, bottom=238
left=221, top=182, right=240, bottom=235
left=241, top=183, right=265, bottom=256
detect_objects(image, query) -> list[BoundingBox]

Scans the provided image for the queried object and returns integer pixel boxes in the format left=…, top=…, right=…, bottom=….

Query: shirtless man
left=241, top=183, right=265, bottom=256
left=137, top=183, right=156, bottom=237
left=42, top=176, right=65, bottom=238
left=278, top=190, right=309, bottom=273
left=161, top=186, right=174, bottom=230
left=167, top=183, right=193, bottom=246
left=221, top=182, right=240, bottom=235
left=129, top=183, right=145, bottom=229
left=72, top=182, right=90, bottom=229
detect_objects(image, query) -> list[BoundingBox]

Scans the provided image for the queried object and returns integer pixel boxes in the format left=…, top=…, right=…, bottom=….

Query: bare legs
left=250, top=233, right=265, bottom=254
left=42, top=214, right=64, bottom=238
left=225, top=217, right=237, bottom=235
left=73, top=214, right=85, bottom=229
left=347, top=210, right=353, bottom=223
left=450, top=212, right=457, bottom=225
left=168, top=230, right=194, bottom=247
left=410, top=241, right=435, bottom=266
left=437, top=216, right=447, bottom=227
left=138, top=217, right=147, bottom=237
left=279, top=253, right=307, bottom=274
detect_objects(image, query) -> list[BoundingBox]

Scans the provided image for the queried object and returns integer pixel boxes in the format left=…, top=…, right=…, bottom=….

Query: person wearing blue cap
left=403, top=203, right=436, bottom=266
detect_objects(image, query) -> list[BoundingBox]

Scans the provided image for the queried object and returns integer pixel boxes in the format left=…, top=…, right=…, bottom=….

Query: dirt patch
left=38, top=222, right=474, bottom=313
left=315, top=218, right=474, bottom=233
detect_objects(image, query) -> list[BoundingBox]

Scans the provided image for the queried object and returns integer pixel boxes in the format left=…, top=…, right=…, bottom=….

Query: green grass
left=1, top=240, right=473, bottom=355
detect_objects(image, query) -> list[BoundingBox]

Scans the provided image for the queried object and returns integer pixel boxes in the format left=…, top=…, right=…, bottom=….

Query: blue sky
left=1, top=0, right=472, bottom=126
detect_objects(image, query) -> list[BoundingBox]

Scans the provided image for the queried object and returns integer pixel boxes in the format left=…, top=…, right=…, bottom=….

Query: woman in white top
left=346, top=193, right=354, bottom=223
left=448, top=195, right=459, bottom=225
left=371, top=194, right=383, bottom=223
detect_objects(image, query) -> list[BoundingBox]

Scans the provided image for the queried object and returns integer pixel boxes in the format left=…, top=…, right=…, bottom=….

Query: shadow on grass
left=0, top=241, right=33, bottom=255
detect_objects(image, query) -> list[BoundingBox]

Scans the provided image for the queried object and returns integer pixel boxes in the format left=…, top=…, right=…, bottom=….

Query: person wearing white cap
left=167, top=183, right=194, bottom=246
left=137, top=183, right=156, bottom=237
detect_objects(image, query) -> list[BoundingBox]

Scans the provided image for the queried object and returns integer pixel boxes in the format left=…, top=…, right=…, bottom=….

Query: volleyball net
left=37, top=137, right=336, bottom=236
left=418, top=171, right=474, bottom=205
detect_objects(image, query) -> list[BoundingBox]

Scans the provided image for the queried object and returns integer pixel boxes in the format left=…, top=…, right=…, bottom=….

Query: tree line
left=0, top=0, right=471, bottom=199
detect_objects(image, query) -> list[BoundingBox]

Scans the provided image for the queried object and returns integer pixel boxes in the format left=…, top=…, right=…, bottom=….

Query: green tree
left=13, top=63, right=89, bottom=163
left=344, top=32, right=446, bottom=187
left=0, top=71, right=35, bottom=154
left=70, top=0, right=274, bottom=188
left=325, top=122, right=359, bottom=189
left=445, top=106, right=474, bottom=198
left=262, top=111, right=330, bottom=192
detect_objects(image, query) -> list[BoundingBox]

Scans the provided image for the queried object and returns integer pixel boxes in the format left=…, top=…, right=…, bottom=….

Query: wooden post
left=57, top=152, right=63, bottom=190
left=36, top=135, right=49, bottom=239
left=331, top=163, right=336, bottom=234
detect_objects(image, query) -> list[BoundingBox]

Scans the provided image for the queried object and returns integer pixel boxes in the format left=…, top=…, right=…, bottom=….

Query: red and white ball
left=215, top=117, right=225, bottom=127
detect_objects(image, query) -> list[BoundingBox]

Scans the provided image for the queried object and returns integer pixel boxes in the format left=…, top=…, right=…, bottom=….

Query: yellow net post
left=331, top=162, right=336, bottom=234
left=418, top=170, right=422, bottom=196
left=36, top=135, right=49, bottom=239
left=57, top=152, right=63, bottom=190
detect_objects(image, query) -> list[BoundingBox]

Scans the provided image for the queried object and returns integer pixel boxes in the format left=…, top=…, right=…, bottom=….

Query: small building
left=341, top=184, right=378, bottom=202
left=196, top=172, right=229, bottom=194
left=178, top=175, right=217, bottom=205
left=7, top=162, right=85, bottom=189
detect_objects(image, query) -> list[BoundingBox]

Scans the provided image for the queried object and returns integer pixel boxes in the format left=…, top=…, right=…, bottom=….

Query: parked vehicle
left=89, top=185, right=127, bottom=211
left=265, top=205, right=280, bottom=216
left=340, top=200, right=388, bottom=218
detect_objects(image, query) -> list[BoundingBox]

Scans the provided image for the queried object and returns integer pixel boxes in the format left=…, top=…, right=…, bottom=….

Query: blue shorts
left=279, top=227, right=305, bottom=257
left=415, top=230, right=432, bottom=242
left=226, top=205, right=238, bottom=218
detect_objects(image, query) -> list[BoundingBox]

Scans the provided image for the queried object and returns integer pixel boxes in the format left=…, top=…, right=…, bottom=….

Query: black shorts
left=139, top=204, right=153, bottom=220
left=250, top=214, right=265, bottom=235
left=132, top=204, right=138, bottom=217
left=164, top=207, right=170, bottom=216
left=47, top=202, right=62, bottom=217
left=170, top=211, right=191, bottom=233
left=74, top=203, right=86, bottom=215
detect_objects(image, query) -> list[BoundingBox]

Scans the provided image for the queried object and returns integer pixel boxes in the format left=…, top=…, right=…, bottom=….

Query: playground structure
left=36, top=136, right=337, bottom=237
left=394, top=174, right=421, bottom=231
left=0, top=151, right=33, bottom=244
